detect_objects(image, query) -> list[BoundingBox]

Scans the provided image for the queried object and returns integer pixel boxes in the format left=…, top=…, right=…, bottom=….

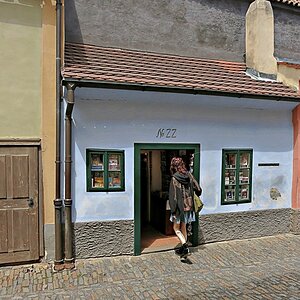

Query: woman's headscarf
left=170, top=157, right=187, bottom=175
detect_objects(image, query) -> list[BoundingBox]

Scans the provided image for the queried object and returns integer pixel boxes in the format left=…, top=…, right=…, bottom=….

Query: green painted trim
left=191, top=147, right=200, bottom=246
left=134, top=146, right=141, bottom=255
left=134, top=143, right=200, bottom=255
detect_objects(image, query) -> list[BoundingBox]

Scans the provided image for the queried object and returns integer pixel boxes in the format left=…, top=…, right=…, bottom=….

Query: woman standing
left=168, top=157, right=202, bottom=259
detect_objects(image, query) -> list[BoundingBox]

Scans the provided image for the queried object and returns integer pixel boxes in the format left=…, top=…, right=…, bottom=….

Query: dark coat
left=168, top=172, right=202, bottom=221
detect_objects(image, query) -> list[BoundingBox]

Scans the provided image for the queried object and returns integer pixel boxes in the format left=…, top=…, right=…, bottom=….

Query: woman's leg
left=173, top=222, right=186, bottom=245
left=180, top=222, right=187, bottom=242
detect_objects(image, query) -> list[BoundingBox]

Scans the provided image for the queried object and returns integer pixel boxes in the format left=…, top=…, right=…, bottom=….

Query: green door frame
left=134, top=143, right=200, bottom=255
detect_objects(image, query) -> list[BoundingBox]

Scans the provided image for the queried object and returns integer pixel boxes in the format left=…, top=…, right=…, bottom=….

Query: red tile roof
left=271, top=0, right=300, bottom=6
left=63, top=42, right=300, bottom=100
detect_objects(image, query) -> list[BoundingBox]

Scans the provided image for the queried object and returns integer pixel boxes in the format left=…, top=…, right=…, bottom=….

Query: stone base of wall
left=74, top=220, right=134, bottom=259
left=198, top=208, right=292, bottom=244
left=46, top=209, right=298, bottom=260
left=291, top=209, right=300, bottom=234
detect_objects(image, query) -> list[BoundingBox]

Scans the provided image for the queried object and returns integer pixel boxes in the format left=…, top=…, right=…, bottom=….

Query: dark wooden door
left=0, top=147, right=39, bottom=264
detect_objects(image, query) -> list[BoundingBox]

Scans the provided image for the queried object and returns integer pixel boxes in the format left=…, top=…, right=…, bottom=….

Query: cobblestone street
left=0, top=234, right=299, bottom=299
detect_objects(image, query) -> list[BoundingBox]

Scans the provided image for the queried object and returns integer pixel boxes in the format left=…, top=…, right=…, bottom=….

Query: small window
left=86, top=149, right=125, bottom=192
left=221, top=149, right=252, bottom=205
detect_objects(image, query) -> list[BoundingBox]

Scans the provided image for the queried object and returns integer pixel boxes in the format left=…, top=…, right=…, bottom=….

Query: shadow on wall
left=64, top=0, right=89, bottom=73
left=65, top=0, right=83, bottom=44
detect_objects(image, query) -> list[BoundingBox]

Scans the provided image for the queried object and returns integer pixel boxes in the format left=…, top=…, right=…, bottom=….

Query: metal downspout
left=64, top=83, right=76, bottom=269
left=54, top=0, right=64, bottom=271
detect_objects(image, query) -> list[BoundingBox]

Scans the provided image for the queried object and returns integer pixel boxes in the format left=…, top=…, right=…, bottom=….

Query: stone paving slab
left=0, top=234, right=299, bottom=299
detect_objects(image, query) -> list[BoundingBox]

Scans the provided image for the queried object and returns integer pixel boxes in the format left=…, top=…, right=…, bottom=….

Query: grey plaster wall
left=65, top=0, right=251, bottom=62
left=273, top=6, right=300, bottom=61
left=66, top=0, right=300, bottom=63
left=198, top=208, right=292, bottom=244
left=74, top=220, right=134, bottom=259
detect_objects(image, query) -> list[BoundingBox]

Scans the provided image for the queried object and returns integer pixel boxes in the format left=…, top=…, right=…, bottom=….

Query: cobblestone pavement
left=0, top=234, right=299, bottom=300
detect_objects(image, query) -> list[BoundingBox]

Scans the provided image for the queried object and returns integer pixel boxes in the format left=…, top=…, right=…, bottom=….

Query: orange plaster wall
left=42, top=1, right=56, bottom=224
left=292, top=104, right=300, bottom=209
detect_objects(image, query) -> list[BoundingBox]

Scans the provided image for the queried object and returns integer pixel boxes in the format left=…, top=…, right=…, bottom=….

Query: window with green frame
left=221, top=149, right=253, bottom=205
left=86, top=149, right=125, bottom=192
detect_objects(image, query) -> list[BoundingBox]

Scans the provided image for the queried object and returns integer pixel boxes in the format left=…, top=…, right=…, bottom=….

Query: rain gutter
left=62, top=78, right=300, bottom=103
left=64, top=82, right=76, bottom=269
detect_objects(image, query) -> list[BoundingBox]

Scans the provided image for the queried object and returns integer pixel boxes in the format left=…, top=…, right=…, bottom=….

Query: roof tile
left=271, top=0, right=300, bottom=6
left=63, top=42, right=300, bottom=100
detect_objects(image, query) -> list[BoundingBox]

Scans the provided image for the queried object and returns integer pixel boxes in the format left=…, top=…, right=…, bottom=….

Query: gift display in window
left=225, top=170, right=236, bottom=185
left=108, top=171, right=121, bottom=188
left=239, top=169, right=249, bottom=184
left=225, top=153, right=236, bottom=168
left=109, top=154, right=121, bottom=171
left=91, top=154, right=104, bottom=170
left=222, top=149, right=252, bottom=205
left=240, top=153, right=249, bottom=168
left=87, top=149, right=124, bottom=192
left=92, top=172, right=104, bottom=188
left=239, top=186, right=249, bottom=200
left=225, top=189, right=235, bottom=201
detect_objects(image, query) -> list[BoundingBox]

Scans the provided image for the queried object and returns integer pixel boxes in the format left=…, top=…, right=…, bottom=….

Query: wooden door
left=0, top=147, right=39, bottom=264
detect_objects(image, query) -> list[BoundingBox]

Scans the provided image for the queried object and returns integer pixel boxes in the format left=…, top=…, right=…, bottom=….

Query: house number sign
left=156, top=128, right=177, bottom=138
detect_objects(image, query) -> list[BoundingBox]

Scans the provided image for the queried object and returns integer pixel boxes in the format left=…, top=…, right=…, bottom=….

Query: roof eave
left=62, top=77, right=300, bottom=103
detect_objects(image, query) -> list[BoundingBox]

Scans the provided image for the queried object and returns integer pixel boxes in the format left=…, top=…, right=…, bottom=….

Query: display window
left=86, top=149, right=125, bottom=191
left=221, top=149, right=252, bottom=205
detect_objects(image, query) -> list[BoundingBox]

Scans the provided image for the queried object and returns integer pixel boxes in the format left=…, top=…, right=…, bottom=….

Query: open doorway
left=134, top=144, right=200, bottom=255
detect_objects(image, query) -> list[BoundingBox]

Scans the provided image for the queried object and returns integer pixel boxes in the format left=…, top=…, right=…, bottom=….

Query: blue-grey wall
left=68, top=88, right=297, bottom=222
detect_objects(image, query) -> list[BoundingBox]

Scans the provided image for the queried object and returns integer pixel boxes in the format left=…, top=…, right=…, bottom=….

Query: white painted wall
left=69, top=88, right=297, bottom=222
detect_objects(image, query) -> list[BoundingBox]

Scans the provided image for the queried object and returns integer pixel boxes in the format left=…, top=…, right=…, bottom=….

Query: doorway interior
left=134, top=143, right=200, bottom=255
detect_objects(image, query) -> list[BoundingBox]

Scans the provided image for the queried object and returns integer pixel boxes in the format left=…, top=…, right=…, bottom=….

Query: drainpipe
left=64, top=82, right=76, bottom=269
left=54, top=0, right=64, bottom=271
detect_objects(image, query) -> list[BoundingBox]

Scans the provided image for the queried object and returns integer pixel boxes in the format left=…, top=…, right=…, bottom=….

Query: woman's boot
left=180, top=243, right=190, bottom=258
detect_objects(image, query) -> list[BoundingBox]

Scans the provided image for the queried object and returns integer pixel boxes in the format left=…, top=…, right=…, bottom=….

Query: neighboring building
left=60, top=0, right=300, bottom=259
left=0, top=1, right=57, bottom=265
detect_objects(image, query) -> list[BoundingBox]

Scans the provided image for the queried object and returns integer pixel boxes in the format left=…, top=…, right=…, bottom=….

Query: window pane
left=108, top=171, right=121, bottom=188
left=225, top=153, right=236, bottom=168
left=224, top=189, right=235, bottom=202
left=239, top=185, right=249, bottom=200
left=91, top=153, right=104, bottom=171
left=92, top=171, right=104, bottom=188
left=240, top=153, right=250, bottom=168
left=239, top=169, right=249, bottom=184
left=108, top=154, right=121, bottom=171
left=225, top=170, right=236, bottom=185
